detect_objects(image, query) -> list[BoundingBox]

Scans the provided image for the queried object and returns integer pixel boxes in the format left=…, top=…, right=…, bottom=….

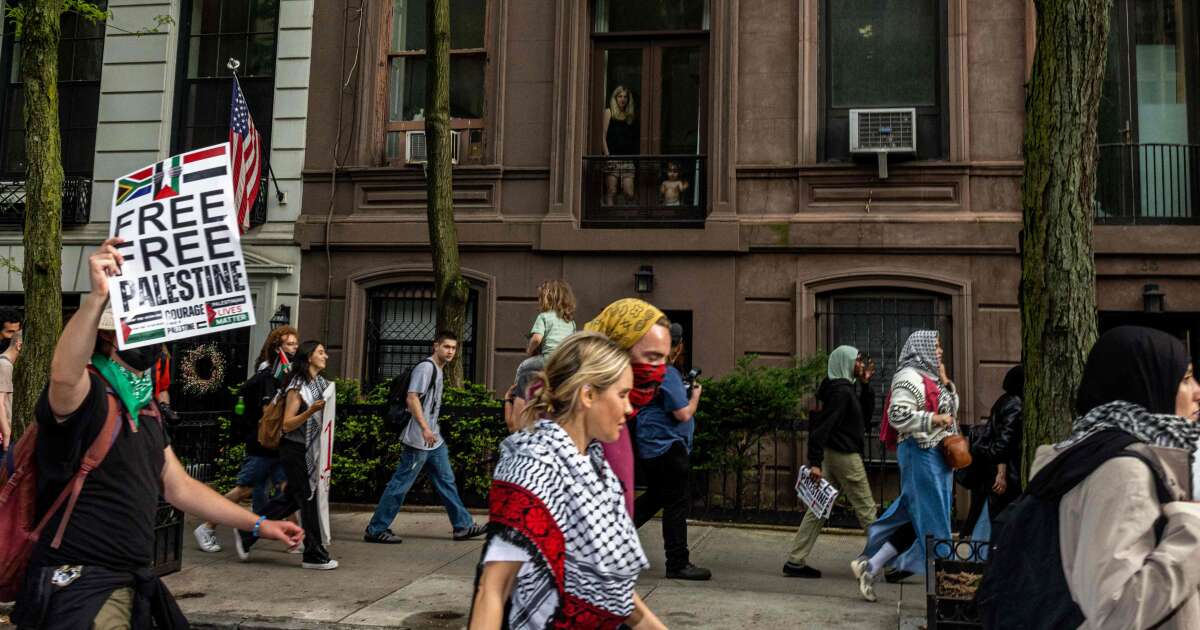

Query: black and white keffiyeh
left=480, top=419, right=649, bottom=629
left=293, top=375, right=328, bottom=500
left=1055, top=400, right=1200, bottom=453
left=897, top=330, right=940, bottom=380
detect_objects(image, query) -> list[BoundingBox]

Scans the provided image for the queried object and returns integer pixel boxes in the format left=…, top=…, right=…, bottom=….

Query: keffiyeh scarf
left=294, top=375, right=329, bottom=500
left=483, top=419, right=649, bottom=629
left=897, top=330, right=940, bottom=379
left=1055, top=400, right=1200, bottom=453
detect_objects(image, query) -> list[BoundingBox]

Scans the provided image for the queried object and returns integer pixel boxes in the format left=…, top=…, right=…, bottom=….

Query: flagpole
left=227, top=57, right=285, bottom=205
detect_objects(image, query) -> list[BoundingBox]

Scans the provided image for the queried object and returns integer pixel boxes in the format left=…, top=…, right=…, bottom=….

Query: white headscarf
left=897, top=330, right=940, bottom=379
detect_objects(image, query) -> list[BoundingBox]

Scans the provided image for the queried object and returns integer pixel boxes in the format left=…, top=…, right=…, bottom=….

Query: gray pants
left=787, top=449, right=877, bottom=565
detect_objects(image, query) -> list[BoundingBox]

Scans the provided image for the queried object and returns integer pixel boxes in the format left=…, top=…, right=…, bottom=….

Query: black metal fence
left=1096, top=143, right=1200, bottom=224
left=152, top=411, right=223, bottom=577
left=582, top=154, right=707, bottom=227
left=0, top=175, right=92, bottom=227
left=926, top=536, right=988, bottom=629
left=364, top=284, right=479, bottom=388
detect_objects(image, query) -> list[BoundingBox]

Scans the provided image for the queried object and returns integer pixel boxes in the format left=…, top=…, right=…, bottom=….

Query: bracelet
left=251, top=515, right=267, bottom=538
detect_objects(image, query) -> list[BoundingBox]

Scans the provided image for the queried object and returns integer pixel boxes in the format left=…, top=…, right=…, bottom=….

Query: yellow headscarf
left=584, top=298, right=667, bottom=350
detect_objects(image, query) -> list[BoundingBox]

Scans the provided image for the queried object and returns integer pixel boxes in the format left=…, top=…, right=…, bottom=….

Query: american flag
left=229, top=79, right=262, bottom=233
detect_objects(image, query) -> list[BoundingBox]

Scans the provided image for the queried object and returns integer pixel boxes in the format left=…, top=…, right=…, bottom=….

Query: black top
left=238, top=367, right=281, bottom=458
left=605, top=115, right=638, bottom=156
left=976, top=392, right=1023, bottom=490
left=33, top=373, right=169, bottom=571
left=807, top=378, right=873, bottom=467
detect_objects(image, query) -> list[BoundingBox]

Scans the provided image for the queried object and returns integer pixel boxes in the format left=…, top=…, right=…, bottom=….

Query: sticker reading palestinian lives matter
left=108, top=143, right=256, bottom=349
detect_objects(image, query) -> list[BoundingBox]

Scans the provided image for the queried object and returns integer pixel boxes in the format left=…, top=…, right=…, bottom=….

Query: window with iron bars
left=365, top=283, right=478, bottom=388
left=815, top=289, right=953, bottom=464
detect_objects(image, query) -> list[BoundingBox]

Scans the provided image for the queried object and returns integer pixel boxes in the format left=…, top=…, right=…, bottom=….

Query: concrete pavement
left=163, top=509, right=924, bottom=629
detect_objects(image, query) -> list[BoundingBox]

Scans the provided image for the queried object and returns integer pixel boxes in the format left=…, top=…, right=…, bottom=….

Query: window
left=820, top=0, right=949, bottom=161
left=816, top=289, right=953, bottom=463
left=364, top=283, right=478, bottom=387
left=584, top=0, right=709, bottom=224
left=385, top=0, right=487, bottom=163
left=0, top=5, right=106, bottom=176
left=173, top=0, right=277, bottom=159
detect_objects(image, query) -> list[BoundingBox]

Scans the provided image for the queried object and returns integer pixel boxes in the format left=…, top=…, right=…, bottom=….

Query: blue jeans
left=861, top=438, right=953, bottom=575
left=235, top=455, right=288, bottom=514
left=366, top=443, right=474, bottom=535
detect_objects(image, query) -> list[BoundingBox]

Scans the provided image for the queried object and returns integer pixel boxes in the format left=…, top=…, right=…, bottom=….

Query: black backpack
left=385, top=359, right=436, bottom=431
left=977, top=429, right=1180, bottom=629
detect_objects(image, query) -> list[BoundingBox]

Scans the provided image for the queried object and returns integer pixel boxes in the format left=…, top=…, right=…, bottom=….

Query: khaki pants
left=92, top=587, right=134, bottom=630
left=787, top=449, right=877, bottom=566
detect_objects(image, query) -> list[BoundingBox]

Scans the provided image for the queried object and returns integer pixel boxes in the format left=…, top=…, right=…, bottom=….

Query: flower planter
left=925, top=536, right=988, bottom=629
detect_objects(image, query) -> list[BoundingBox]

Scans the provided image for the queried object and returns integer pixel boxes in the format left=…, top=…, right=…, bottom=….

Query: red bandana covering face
left=628, top=362, right=666, bottom=416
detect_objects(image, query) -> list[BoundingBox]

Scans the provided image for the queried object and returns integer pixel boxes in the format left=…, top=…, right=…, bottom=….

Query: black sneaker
left=884, top=568, right=914, bottom=583
left=665, top=563, right=712, bottom=581
left=782, top=562, right=822, bottom=578
left=363, top=529, right=403, bottom=544
left=453, top=524, right=488, bottom=541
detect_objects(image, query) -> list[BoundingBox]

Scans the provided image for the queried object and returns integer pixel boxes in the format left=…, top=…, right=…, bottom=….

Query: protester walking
left=194, top=326, right=298, bottom=552
left=583, top=298, right=672, bottom=517
left=0, top=330, right=20, bottom=456
left=633, top=323, right=710, bottom=580
left=469, top=332, right=666, bottom=630
left=958, top=365, right=1023, bottom=538
left=783, top=345, right=878, bottom=578
left=235, top=339, right=337, bottom=570
left=364, top=331, right=486, bottom=544
left=8, top=238, right=302, bottom=628
left=978, top=326, right=1200, bottom=629
left=851, top=330, right=958, bottom=602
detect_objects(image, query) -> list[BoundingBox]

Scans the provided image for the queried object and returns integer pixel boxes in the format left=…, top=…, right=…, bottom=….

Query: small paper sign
left=796, top=465, right=840, bottom=520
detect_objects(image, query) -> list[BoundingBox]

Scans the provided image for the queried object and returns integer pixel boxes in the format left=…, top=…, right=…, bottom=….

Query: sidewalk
left=163, top=509, right=924, bottom=629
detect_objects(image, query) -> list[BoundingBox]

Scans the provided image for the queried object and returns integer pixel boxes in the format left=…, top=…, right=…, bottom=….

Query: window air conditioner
left=405, top=129, right=461, bottom=165
left=849, top=107, right=917, bottom=179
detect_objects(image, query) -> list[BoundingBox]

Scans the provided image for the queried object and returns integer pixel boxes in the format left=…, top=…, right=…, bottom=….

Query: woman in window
left=470, top=332, right=665, bottom=629
left=852, top=330, right=957, bottom=602
left=602, top=85, right=639, bottom=206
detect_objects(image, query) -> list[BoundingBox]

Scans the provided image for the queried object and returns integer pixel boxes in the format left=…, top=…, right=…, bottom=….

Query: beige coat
left=1031, top=444, right=1200, bottom=629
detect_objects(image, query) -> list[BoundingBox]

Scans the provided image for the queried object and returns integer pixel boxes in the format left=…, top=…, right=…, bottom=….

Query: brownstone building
left=297, top=0, right=1200, bottom=432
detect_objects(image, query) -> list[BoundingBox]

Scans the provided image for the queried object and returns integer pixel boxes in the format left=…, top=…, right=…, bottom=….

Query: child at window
left=660, top=161, right=689, bottom=207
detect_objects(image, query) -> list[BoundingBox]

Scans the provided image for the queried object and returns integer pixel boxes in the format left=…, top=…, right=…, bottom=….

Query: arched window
left=364, top=283, right=478, bottom=386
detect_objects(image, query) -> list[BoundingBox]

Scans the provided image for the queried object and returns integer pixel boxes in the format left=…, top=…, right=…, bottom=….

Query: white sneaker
left=301, top=559, right=339, bottom=570
left=193, top=524, right=222, bottom=553
left=851, top=558, right=877, bottom=602
left=233, top=530, right=251, bottom=562
left=287, top=542, right=305, bottom=554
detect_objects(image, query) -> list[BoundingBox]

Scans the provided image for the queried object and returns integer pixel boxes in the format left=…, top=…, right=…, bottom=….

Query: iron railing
left=1096, top=143, right=1200, bottom=224
left=153, top=411, right=222, bottom=577
left=248, top=176, right=269, bottom=228
left=582, top=154, right=707, bottom=227
left=0, top=175, right=92, bottom=226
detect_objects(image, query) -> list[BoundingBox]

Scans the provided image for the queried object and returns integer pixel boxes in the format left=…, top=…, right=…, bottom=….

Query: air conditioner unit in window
left=405, top=129, right=461, bottom=165
left=849, top=107, right=917, bottom=179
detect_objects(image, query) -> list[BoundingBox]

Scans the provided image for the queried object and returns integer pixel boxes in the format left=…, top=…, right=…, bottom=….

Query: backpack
left=0, top=391, right=123, bottom=601
left=257, top=391, right=287, bottom=449
left=385, top=359, right=436, bottom=431
left=977, top=429, right=1181, bottom=630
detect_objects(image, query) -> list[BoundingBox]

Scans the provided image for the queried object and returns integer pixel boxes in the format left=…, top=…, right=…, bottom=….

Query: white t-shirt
left=483, top=538, right=554, bottom=628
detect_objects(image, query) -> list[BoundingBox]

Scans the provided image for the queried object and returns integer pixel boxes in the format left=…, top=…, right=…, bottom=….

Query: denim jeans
left=366, top=443, right=474, bottom=535
left=235, top=455, right=288, bottom=514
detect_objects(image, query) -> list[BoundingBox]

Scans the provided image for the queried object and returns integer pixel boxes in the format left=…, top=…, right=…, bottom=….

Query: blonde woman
left=602, top=85, right=639, bottom=205
left=470, top=333, right=666, bottom=630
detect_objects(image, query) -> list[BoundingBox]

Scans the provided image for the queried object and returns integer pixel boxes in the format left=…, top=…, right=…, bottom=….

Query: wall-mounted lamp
left=1142, top=283, right=1165, bottom=314
left=634, top=265, right=655, bottom=294
left=270, top=304, right=292, bottom=328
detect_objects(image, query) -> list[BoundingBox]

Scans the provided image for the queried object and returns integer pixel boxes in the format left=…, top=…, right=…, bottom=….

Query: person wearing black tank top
left=603, top=85, right=639, bottom=206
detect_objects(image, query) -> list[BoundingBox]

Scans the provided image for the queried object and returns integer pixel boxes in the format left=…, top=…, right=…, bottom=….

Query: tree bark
left=12, top=0, right=66, bottom=434
left=1019, top=0, right=1110, bottom=481
left=425, top=0, right=468, bottom=386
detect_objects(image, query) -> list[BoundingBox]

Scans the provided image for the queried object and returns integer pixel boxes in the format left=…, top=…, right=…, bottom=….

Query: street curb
left=188, top=613, right=393, bottom=630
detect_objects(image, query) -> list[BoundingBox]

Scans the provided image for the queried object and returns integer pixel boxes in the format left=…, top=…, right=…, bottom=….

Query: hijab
left=1002, top=365, right=1024, bottom=398
left=1075, top=326, right=1189, bottom=416
left=897, top=330, right=940, bottom=379
left=827, top=345, right=858, bottom=381
left=1057, top=326, right=1199, bottom=452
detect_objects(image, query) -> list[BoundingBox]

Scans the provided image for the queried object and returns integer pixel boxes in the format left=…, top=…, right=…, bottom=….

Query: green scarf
left=827, top=345, right=858, bottom=381
left=92, top=354, right=154, bottom=423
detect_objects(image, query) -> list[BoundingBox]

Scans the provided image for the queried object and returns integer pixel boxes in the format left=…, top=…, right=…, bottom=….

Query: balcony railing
left=582, top=154, right=707, bottom=228
left=1096, top=143, right=1200, bottom=224
left=0, top=175, right=92, bottom=227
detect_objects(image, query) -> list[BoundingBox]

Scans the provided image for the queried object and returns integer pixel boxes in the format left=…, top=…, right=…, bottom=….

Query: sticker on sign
left=107, top=143, right=256, bottom=349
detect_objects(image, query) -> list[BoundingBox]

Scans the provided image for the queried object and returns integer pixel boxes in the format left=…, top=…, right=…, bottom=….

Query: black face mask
left=117, top=346, right=161, bottom=372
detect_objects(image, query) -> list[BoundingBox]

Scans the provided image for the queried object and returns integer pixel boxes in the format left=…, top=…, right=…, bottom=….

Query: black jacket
left=975, top=393, right=1023, bottom=490
left=807, top=378, right=873, bottom=467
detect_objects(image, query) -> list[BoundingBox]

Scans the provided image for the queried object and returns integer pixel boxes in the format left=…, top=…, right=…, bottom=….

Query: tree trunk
left=12, top=1, right=66, bottom=434
left=425, top=0, right=468, bottom=386
left=1019, top=0, right=1110, bottom=481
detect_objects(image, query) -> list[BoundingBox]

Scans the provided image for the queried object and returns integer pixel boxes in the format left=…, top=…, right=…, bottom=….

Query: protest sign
left=317, top=382, right=337, bottom=546
left=107, top=143, right=255, bottom=349
left=795, top=465, right=840, bottom=520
